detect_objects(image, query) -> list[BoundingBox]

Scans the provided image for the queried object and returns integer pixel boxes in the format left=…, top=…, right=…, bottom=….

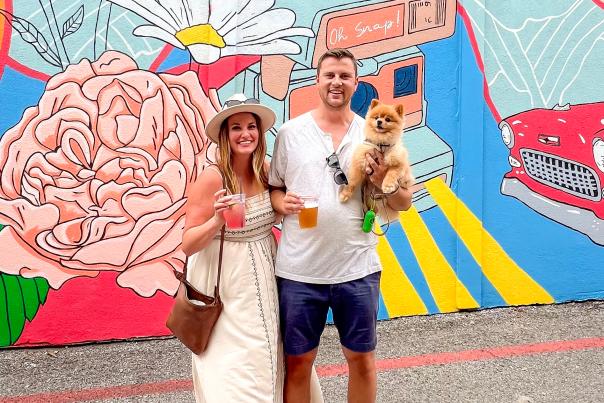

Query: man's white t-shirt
left=269, top=112, right=381, bottom=284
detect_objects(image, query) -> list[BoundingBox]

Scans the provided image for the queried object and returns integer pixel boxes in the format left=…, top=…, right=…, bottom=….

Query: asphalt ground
left=1, top=301, right=602, bottom=402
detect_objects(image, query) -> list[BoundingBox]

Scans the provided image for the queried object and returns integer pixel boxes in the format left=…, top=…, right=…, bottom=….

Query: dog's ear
left=395, top=104, right=404, bottom=117
left=370, top=99, right=380, bottom=110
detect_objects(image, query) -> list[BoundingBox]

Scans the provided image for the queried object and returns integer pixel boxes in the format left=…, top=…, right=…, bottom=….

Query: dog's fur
left=339, top=99, right=413, bottom=221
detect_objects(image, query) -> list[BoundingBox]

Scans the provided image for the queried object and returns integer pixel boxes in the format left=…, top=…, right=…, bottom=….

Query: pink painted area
left=592, top=0, right=604, bottom=10
left=14, top=271, right=173, bottom=346
left=5, top=337, right=603, bottom=401
left=501, top=102, right=604, bottom=220
left=14, top=225, right=281, bottom=346
left=503, top=103, right=604, bottom=163
left=326, top=4, right=404, bottom=49
left=457, top=4, right=502, bottom=123
left=0, top=51, right=218, bottom=300
left=272, top=227, right=281, bottom=242
left=164, top=55, right=260, bottom=93
left=0, top=47, right=257, bottom=346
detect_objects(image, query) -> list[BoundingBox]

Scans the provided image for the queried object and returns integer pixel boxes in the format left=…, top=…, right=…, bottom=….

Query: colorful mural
left=0, top=0, right=602, bottom=347
left=460, top=0, right=604, bottom=245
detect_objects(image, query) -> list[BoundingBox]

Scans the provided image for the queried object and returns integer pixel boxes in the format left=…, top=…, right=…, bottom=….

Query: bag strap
left=210, top=163, right=226, bottom=299
left=180, top=164, right=227, bottom=299
left=215, top=225, right=225, bottom=298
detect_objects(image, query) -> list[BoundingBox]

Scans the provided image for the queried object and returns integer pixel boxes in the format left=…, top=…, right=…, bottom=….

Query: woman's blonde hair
left=216, top=113, right=268, bottom=193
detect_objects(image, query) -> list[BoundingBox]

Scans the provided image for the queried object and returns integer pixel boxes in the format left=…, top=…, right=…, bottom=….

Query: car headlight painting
left=594, top=138, right=604, bottom=173
left=500, top=122, right=514, bottom=148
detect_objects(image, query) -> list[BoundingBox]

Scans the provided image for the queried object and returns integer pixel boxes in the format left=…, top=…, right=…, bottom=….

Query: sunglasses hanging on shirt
left=326, top=152, right=348, bottom=185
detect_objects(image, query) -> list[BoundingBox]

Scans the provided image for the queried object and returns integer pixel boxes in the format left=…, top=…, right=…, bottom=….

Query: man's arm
left=268, top=128, right=304, bottom=216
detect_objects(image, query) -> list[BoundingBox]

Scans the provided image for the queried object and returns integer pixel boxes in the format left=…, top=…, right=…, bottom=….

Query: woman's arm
left=384, top=185, right=413, bottom=211
left=364, top=151, right=413, bottom=212
left=182, top=169, right=231, bottom=256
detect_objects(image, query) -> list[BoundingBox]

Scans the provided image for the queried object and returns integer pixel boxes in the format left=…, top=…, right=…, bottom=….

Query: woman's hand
left=213, top=189, right=231, bottom=224
left=365, top=150, right=388, bottom=190
left=282, top=191, right=304, bottom=215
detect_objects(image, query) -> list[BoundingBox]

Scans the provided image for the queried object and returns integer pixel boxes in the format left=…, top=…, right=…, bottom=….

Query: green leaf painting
left=0, top=224, right=50, bottom=347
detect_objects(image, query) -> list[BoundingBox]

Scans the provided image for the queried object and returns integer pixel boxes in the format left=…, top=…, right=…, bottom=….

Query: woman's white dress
left=187, top=190, right=323, bottom=402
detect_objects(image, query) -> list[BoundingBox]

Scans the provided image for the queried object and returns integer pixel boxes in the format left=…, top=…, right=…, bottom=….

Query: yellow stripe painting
left=398, top=206, right=479, bottom=312
left=424, top=178, right=554, bottom=305
left=377, top=232, right=428, bottom=317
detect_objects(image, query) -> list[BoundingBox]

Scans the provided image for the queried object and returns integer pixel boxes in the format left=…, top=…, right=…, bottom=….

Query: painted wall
left=0, top=0, right=602, bottom=347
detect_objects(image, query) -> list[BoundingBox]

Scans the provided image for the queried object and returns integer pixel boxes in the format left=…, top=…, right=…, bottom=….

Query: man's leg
left=284, top=348, right=318, bottom=403
left=330, top=271, right=381, bottom=403
left=277, top=277, right=329, bottom=403
left=342, top=347, right=377, bottom=403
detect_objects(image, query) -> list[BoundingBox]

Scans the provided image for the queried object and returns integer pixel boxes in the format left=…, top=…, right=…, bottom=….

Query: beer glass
left=223, top=193, right=246, bottom=229
left=298, top=196, right=318, bottom=229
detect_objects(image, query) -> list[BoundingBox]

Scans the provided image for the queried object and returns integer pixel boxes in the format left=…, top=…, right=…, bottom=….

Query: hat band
left=224, top=98, right=261, bottom=108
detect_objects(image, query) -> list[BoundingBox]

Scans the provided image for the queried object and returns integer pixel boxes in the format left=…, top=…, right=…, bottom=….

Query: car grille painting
left=521, top=149, right=601, bottom=201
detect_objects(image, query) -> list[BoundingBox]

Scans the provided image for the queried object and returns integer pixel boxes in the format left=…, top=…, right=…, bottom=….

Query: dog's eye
left=385, top=117, right=391, bottom=122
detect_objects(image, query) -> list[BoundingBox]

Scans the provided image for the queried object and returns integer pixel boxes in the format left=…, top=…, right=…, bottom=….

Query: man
left=269, top=48, right=413, bottom=403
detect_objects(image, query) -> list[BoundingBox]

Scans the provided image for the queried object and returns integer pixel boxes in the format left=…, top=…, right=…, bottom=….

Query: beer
left=298, top=196, right=318, bottom=229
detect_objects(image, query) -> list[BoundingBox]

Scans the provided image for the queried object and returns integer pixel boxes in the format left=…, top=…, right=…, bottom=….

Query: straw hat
left=205, top=93, right=276, bottom=143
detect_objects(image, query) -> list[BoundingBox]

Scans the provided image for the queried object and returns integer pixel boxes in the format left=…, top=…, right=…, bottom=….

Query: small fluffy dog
left=340, top=99, right=413, bottom=220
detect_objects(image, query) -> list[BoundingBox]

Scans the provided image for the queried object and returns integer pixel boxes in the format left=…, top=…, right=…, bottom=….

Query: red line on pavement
left=318, top=337, right=604, bottom=377
left=1, top=380, right=193, bottom=403
left=3, top=337, right=603, bottom=402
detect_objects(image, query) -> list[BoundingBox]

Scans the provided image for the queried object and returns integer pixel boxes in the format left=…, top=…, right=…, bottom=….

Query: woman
left=182, top=94, right=322, bottom=402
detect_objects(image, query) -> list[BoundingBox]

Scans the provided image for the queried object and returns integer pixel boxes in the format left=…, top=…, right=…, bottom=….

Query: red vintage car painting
left=500, top=102, right=604, bottom=245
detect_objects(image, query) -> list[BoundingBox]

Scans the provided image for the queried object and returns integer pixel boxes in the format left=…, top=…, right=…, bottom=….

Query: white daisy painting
left=107, top=0, right=315, bottom=64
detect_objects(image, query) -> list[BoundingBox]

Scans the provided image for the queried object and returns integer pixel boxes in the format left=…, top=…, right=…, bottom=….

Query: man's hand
left=282, top=191, right=304, bottom=215
left=271, top=189, right=304, bottom=215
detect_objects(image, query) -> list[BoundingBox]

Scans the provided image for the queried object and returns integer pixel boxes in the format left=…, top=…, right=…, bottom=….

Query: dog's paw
left=382, top=184, right=398, bottom=194
left=339, top=187, right=353, bottom=202
left=381, top=179, right=398, bottom=194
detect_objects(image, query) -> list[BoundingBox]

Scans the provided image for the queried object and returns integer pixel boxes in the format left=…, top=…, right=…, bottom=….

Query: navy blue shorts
left=277, top=271, right=381, bottom=355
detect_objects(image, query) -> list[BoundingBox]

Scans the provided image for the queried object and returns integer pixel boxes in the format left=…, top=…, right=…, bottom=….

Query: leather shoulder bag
left=166, top=167, right=227, bottom=355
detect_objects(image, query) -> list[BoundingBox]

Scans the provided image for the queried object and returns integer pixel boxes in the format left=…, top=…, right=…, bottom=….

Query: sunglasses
left=224, top=98, right=260, bottom=108
left=326, top=152, right=348, bottom=185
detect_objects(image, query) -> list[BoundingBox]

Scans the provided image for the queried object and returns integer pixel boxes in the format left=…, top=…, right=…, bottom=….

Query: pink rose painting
left=0, top=51, right=219, bottom=344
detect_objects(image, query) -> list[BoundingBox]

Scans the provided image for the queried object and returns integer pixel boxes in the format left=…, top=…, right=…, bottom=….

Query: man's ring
left=367, top=167, right=374, bottom=176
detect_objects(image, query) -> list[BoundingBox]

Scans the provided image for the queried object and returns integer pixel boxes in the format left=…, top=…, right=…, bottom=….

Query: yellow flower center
left=175, top=24, right=225, bottom=48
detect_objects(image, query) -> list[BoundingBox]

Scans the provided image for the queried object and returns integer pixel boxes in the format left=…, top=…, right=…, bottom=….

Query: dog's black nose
left=376, top=119, right=383, bottom=127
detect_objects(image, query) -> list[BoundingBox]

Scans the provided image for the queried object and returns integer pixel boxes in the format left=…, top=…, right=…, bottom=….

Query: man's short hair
left=316, top=48, right=358, bottom=77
